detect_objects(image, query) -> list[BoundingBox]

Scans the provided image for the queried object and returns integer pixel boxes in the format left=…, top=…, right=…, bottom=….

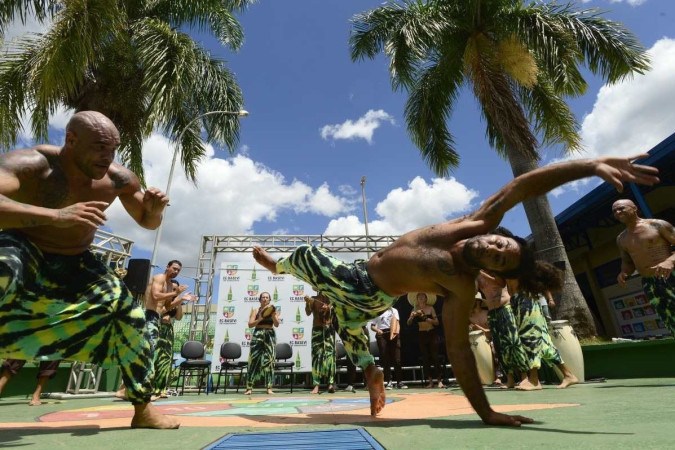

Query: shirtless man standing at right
left=614, top=199, right=675, bottom=335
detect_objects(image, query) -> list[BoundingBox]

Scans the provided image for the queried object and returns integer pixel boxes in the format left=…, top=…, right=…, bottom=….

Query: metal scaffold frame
left=191, top=235, right=398, bottom=346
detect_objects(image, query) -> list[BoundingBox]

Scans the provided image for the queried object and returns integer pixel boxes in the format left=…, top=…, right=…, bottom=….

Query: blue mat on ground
left=203, top=428, right=385, bottom=450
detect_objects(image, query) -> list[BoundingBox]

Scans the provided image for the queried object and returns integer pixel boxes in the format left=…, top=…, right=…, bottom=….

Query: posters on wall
left=210, top=263, right=318, bottom=375
left=608, top=289, right=668, bottom=338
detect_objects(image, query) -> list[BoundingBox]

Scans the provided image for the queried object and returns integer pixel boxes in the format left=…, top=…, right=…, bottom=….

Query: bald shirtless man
left=613, top=199, right=675, bottom=335
left=254, top=154, right=658, bottom=426
left=0, top=111, right=178, bottom=429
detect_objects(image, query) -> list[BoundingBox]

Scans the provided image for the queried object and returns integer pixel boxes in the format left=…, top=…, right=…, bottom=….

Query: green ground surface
left=0, top=378, right=673, bottom=449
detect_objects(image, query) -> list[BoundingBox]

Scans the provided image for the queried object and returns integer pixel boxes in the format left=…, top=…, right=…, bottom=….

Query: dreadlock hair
left=516, top=260, right=564, bottom=297
left=489, top=226, right=535, bottom=279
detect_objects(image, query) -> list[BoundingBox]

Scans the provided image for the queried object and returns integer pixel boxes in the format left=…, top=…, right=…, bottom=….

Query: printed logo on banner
left=294, top=306, right=303, bottom=324
left=289, top=284, right=305, bottom=302
left=222, top=264, right=240, bottom=281
left=268, top=274, right=285, bottom=282
left=218, top=306, right=237, bottom=325
left=244, top=284, right=259, bottom=302
left=251, top=266, right=258, bottom=281
left=242, top=327, right=254, bottom=347
left=290, top=327, right=307, bottom=346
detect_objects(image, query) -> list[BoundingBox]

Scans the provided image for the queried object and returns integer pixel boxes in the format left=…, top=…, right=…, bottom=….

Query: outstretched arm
left=470, top=155, right=659, bottom=233
left=442, top=279, right=533, bottom=427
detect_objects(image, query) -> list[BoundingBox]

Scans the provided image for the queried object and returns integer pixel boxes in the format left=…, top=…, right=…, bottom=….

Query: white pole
left=361, top=176, right=370, bottom=258
left=149, top=110, right=249, bottom=271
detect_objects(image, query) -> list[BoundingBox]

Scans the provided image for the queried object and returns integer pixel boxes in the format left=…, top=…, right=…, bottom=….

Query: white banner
left=211, top=263, right=317, bottom=374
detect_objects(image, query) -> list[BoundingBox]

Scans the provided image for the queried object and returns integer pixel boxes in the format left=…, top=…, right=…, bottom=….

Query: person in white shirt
left=371, top=307, right=407, bottom=389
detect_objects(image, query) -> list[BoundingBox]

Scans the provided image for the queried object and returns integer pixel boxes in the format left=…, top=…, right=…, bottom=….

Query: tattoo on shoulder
left=110, top=171, right=131, bottom=190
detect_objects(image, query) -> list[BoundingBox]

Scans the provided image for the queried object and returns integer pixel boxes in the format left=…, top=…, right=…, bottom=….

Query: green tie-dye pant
left=246, top=328, right=276, bottom=389
left=510, top=293, right=563, bottom=370
left=311, top=325, right=335, bottom=386
left=642, top=271, right=675, bottom=335
left=487, top=304, right=529, bottom=375
left=0, top=232, right=154, bottom=404
left=152, top=321, right=174, bottom=396
left=276, top=245, right=398, bottom=369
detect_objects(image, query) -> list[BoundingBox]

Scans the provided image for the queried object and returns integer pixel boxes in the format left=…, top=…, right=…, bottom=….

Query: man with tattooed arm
left=613, top=199, right=675, bottom=335
left=0, top=111, right=178, bottom=429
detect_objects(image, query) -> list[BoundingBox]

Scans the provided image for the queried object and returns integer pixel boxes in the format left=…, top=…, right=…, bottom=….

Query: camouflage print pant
left=642, top=271, right=675, bottom=335
left=487, top=304, right=529, bottom=374
left=246, top=328, right=276, bottom=389
left=152, top=321, right=174, bottom=395
left=511, top=293, right=563, bottom=370
left=311, top=326, right=336, bottom=386
left=276, top=245, right=398, bottom=369
left=0, top=232, right=154, bottom=405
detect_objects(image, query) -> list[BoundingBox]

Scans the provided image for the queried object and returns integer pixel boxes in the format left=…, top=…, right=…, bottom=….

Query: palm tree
left=350, top=0, right=649, bottom=337
left=0, top=0, right=255, bottom=182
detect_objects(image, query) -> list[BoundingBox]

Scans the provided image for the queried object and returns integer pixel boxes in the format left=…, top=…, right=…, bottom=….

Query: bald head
left=66, top=111, right=119, bottom=137
left=612, top=199, right=638, bottom=223
left=64, top=111, right=121, bottom=179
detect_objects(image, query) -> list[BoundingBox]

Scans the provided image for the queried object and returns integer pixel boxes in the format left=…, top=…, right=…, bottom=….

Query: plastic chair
left=273, top=342, right=295, bottom=392
left=214, top=342, right=247, bottom=394
left=175, top=340, right=211, bottom=395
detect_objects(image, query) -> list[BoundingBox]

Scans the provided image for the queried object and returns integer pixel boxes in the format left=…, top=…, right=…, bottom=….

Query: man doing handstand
left=253, top=155, right=658, bottom=426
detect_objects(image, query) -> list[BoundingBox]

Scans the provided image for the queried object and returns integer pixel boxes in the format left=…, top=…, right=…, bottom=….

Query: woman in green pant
left=244, top=292, right=280, bottom=395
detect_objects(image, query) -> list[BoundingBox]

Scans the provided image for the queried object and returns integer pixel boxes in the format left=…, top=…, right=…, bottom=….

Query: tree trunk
left=504, top=147, right=598, bottom=338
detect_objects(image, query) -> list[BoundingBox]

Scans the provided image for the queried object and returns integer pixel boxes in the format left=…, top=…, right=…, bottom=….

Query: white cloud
left=320, top=109, right=395, bottom=144
left=551, top=38, right=675, bottom=194
left=579, top=38, right=675, bottom=159
left=325, top=176, right=478, bottom=235
left=103, top=134, right=353, bottom=268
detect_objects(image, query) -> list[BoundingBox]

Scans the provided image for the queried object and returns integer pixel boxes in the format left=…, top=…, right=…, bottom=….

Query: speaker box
left=124, top=259, right=151, bottom=293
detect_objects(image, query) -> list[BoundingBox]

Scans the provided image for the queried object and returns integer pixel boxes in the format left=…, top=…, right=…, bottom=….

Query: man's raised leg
left=253, top=246, right=278, bottom=273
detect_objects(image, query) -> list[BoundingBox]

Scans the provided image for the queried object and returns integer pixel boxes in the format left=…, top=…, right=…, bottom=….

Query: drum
left=469, top=330, right=494, bottom=385
left=550, top=320, right=585, bottom=382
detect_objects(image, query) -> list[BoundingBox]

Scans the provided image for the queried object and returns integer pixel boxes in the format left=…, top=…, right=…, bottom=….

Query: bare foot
left=506, top=374, right=516, bottom=389
left=266, top=388, right=275, bottom=395
left=327, top=384, right=335, bottom=394
left=310, top=386, right=320, bottom=394
left=115, top=388, right=127, bottom=400
left=515, top=379, right=542, bottom=391
left=29, top=399, right=42, bottom=406
left=557, top=374, right=579, bottom=389
left=437, top=381, right=444, bottom=389
left=150, top=395, right=161, bottom=402
left=364, top=364, right=386, bottom=416
left=244, top=389, right=252, bottom=395
left=252, top=246, right=278, bottom=273
left=424, top=381, right=433, bottom=389
left=130, top=403, right=180, bottom=429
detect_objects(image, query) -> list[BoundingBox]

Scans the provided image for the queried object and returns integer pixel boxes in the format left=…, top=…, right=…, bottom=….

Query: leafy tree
left=350, top=0, right=649, bottom=336
left=0, top=0, right=254, bottom=182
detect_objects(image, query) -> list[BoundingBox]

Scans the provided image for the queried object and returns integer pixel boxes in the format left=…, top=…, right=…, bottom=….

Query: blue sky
left=4, top=0, right=675, bottom=286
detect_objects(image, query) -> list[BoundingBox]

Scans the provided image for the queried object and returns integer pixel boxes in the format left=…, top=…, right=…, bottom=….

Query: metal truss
left=191, top=235, right=398, bottom=345
left=90, top=229, right=135, bottom=274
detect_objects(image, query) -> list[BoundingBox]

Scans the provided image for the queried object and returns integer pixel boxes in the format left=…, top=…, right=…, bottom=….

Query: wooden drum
left=550, top=320, right=585, bottom=382
left=469, top=330, right=494, bottom=385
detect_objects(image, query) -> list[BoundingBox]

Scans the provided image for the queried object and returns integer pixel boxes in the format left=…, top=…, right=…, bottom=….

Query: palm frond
left=351, top=1, right=460, bottom=90
left=0, top=0, right=60, bottom=38
left=404, top=41, right=465, bottom=176
left=0, top=44, right=32, bottom=149
left=142, top=0, right=252, bottom=50
left=517, top=78, right=582, bottom=154
left=133, top=18, right=243, bottom=182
